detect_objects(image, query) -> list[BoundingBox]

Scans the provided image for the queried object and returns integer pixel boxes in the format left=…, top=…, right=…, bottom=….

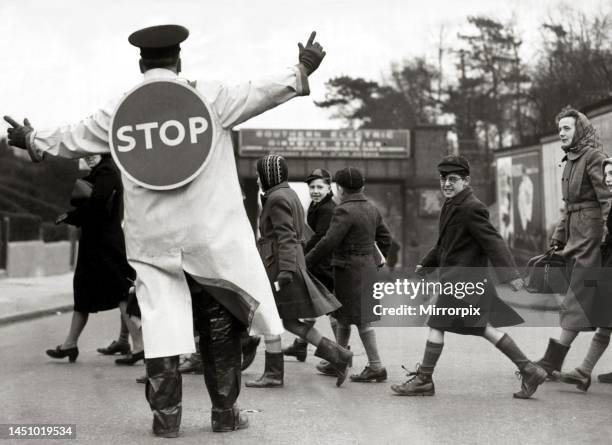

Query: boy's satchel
left=525, top=247, right=570, bottom=294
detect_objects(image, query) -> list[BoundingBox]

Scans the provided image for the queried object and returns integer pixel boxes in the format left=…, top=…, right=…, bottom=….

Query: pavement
left=0, top=273, right=73, bottom=325
left=0, top=271, right=563, bottom=326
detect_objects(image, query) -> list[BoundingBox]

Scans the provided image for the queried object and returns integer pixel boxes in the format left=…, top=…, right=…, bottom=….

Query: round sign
left=110, top=80, right=214, bottom=190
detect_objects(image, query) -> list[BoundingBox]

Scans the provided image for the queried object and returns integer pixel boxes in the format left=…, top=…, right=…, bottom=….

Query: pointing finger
left=4, top=116, right=20, bottom=128
left=306, top=31, right=316, bottom=46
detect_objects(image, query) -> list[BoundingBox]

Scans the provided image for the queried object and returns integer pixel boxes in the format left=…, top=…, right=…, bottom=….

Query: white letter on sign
left=189, top=117, right=209, bottom=143
left=117, top=126, right=136, bottom=152
left=159, top=120, right=186, bottom=147
left=136, top=122, right=159, bottom=150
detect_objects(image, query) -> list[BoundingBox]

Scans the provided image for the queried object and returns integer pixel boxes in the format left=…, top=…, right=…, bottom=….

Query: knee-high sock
left=578, top=330, right=611, bottom=374
left=420, top=340, right=444, bottom=375
left=495, top=334, right=529, bottom=371
left=336, top=323, right=351, bottom=348
left=264, top=335, right=282, bottom=353
left=357, top=326, right=382, bottom=369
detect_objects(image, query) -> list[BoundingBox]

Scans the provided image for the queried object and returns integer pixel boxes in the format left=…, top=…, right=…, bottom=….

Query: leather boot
left=535, top=338, right=570, bottom=379
left=314, top=337, right=352, bottom=387
left=390, top=365, right=434, bottom=396
left=211, top=404, right=249, bottom=432
left=513, top=362, right=547, bottom=399
left=350, top=366, right=387, bottom=382
left=283, top=339, right=308, bottom=362
left=196, top=293, right=242, bottom=413
left=315, top=346, right=351, bottom=377
left=145, top=356, right=182, bottom=438
left=241, top=335, right=261, bottom=371
left=245, top=352, right=284, bottom=388
left=553, top=368, right=591, bottom=392
left=598, top=371, right=612, bottom=383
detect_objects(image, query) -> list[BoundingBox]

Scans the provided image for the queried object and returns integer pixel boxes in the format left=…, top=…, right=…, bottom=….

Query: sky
left=0, top=0, right=608, bottom=132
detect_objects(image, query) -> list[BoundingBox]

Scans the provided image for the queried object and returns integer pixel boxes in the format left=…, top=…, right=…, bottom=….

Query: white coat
left=27, top=66, right=310, bottom=358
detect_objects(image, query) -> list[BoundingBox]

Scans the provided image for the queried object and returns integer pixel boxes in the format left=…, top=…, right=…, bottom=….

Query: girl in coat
left=246, top=155, right=353, bottom=388
left=46, top=154, right=141, bottom=362
left=305, top=167, right=392, bottom=383
left=536, top=107, right=612, bottom=378
left=553, top=157, right=612, bottom=390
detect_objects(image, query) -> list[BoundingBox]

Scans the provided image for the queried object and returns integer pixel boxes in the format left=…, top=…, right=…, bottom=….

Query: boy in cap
left=283, top=168, right=339, bottom=362
left=5, top=25, right=325, bottom=437
left=390, top=155, right=547, bottom=398
left=306, top=167, right=392, bottom=382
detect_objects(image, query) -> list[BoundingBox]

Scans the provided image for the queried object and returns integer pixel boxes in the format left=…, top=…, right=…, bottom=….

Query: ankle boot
left=283, top=339, right=308, bottom=362
left=536, top=338, right=570, bottom=379
left=314, top=337, right=353, bottom=387
left=244, top=352, right=283, bottom=388
left=553, top=368, right=591, bottom=392
left=390, top=364, right=434, bottom=396
left=211, top=404, right=249, bottom=432
left=145, top=356, right=182, bottom=438
left=598, top=371, right=612, bottom=383
left=241, top=336, right=261, bottom=371
left=513, top=362, right=547, bottom=399
left=350, top=366, right=387, bottom=382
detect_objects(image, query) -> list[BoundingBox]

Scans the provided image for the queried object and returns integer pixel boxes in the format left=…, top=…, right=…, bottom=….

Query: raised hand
left=298, top=31, right=326, bottom=75
left=4, top=116, right=33, bottom=150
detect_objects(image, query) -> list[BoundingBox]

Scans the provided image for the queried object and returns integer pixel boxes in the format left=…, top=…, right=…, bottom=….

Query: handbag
left=70, top=178, right=93, bottom=206
left=525, top=247, right=570, bottom=294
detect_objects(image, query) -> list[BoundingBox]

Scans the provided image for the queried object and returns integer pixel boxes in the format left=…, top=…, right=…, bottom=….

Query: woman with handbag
left=552, top=157, right=612, bottom=391
left=46, top=154, right=141, bottom=363
left=536, top=107, right=612, bottom=381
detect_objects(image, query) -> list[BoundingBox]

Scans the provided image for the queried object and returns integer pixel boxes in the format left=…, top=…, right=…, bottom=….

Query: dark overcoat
left=305, top=192, right=392, bottom=325
left=304, top=192, right=336, bottom=292
left=421, top=187, right=523, bottom=334
left=257, top=182, right=340, bottom=320
left=65, top=156, right=134, bottom=313
left=552, top=147, right=611, bottom=330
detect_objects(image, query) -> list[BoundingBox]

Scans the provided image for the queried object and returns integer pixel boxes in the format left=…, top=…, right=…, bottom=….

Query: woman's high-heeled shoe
left=46, top=345, right=79, bottom=363
left=115, top=350, right=144, bottom=366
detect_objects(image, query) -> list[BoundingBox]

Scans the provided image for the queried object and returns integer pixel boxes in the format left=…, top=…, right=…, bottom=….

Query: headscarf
left=558, top=109, right=601, bottom=154
left=256, top=154, right=288, bottom=191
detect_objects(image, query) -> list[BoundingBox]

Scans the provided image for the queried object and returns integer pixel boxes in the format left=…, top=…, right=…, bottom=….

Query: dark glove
left=276, top=270, right=294, bottom=289
left=4, top=116, right=33, bottom=150
left=298, top=31, right=326, bottom=75
left=550, top=239, right=564, bottom=251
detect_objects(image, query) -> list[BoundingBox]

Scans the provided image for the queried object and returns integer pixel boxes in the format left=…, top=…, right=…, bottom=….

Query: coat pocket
left=258, top=241, right=276, bottom=267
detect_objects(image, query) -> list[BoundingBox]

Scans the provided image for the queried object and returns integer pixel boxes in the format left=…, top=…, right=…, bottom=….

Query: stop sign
left=110, top=79, right=215, bottom=190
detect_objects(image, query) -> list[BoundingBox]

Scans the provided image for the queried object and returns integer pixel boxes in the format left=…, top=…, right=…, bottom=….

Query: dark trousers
left=145, top=273, right=243, bottom=436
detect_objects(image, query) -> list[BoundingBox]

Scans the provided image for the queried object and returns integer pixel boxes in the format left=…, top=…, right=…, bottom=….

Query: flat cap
left=306, top=168, right=332, bottom=184
left=438, top=155, right=470, bottom=175
left=128, top=24, right=189, bottom=58
left=334, top=167, right=364, bottom=190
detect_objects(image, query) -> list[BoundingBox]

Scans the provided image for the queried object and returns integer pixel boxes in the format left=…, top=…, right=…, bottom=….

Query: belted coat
left=306, top=192, right=392, bottom=325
